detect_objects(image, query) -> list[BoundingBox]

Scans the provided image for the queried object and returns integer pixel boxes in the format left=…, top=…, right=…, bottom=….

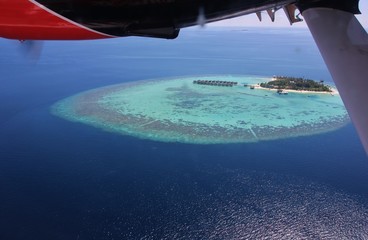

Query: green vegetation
left=260, top=76, right=332, bottom=92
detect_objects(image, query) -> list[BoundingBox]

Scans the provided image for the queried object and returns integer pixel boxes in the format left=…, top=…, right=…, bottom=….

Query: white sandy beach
left=252, top=84, right=339, bottom=96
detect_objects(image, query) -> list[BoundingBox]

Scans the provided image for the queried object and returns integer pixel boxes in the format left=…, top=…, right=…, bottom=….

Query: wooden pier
left=193, top=80, right=238, bottom=87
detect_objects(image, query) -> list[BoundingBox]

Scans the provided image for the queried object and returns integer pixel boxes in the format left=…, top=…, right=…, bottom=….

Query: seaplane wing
left=0, top=0, right=298, bottom=40
left=1, top=0, right=367, bottom=153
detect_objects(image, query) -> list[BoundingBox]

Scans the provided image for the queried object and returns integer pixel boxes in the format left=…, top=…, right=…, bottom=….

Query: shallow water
left=52, top=75, right=349, bottom=144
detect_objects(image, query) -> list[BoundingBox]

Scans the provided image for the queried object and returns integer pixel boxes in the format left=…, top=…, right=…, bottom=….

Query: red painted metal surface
left=0, top=0, right=113, bottom=40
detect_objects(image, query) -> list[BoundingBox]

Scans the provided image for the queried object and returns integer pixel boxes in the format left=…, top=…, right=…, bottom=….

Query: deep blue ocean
left=1, top=27, right=368, bottom=239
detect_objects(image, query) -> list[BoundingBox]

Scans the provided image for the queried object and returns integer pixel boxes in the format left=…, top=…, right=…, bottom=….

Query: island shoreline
left=252, top=84, right=339, bottom=96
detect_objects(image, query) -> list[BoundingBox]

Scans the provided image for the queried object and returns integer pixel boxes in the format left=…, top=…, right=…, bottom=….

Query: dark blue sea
left=1, top=27, right=368, bottom=239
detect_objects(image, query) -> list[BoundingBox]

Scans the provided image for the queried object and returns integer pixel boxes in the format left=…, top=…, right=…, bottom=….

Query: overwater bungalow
left=193, top=80, right=238, bottom=87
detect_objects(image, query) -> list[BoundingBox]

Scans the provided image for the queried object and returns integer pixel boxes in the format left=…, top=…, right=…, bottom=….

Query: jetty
left=193, top=80, right=238, bottom=87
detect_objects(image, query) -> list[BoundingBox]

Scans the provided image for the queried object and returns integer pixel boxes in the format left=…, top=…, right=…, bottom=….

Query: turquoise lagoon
left=52, top=75, right=349, bottom=144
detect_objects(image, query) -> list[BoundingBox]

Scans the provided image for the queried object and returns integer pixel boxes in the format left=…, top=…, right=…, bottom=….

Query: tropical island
left=52, top=75, right=348, bottom=144
left=259, top=76, right=332, bottom=93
